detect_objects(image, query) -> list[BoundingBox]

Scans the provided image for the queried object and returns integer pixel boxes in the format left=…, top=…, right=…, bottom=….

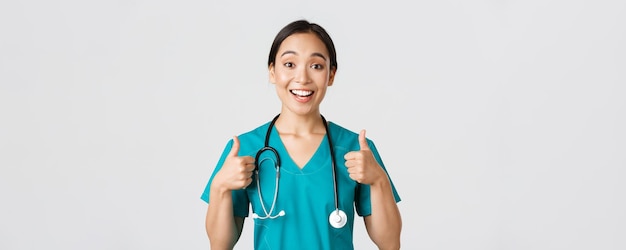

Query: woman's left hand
left=343, top=130, right=386, bottom=185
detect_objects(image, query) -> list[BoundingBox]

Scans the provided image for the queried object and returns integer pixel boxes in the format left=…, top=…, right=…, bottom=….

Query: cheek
left=277, top=74, right=290, bottom=83
left=314, top=72, right=331, bottom=85
left=273, top=70, right=293, bottom=83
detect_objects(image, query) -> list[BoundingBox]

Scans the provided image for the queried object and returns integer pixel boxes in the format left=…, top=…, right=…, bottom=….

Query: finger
left=243, top=178, right=253, bottom=189
left=359, top=129, right=370, bottom=150
left=344, top=151, right=358, bottom=161
left=245, top=162, right=256, bottom=172
left=228, top=135, right=240, bottom=157
left=344, top=159, right=355, bottom=168
left=349, top=174, right=361, bottom=183
left=241, top=156, right=255, bottom=165
left=346, top=163, right=363, bottom=173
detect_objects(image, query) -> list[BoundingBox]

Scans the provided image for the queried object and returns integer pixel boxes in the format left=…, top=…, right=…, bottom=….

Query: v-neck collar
left=269, top=124, right=331, bottom=174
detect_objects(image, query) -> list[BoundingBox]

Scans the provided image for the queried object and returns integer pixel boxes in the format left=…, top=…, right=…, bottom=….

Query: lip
left=290, top=89, right=314, bottom=96
left=290, top=89, right=314, bottom=103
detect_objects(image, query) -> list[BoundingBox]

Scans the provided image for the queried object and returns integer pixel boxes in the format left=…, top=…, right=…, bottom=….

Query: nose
left=294, top=65, right=311, bottom=84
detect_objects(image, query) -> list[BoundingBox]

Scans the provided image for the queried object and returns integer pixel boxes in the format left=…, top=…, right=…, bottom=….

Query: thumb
left=228, top=135, right=240, bottom=157
left=358, top=129, right=370, bottom=150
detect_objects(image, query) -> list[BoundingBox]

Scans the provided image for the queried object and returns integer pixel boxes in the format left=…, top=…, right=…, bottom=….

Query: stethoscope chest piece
left=329, top=209, right=347, bottom=228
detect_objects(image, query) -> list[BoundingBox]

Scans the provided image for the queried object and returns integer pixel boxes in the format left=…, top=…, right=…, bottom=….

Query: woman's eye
left=284, top=62, right=294, bottom=68
left=311, top=64, right=324, bottom=70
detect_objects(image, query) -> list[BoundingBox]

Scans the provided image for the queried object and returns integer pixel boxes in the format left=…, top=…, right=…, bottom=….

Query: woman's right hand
left=212, top=136, right=255, bottom=191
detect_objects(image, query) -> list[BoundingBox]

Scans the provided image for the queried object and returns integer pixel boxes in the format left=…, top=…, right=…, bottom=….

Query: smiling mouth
left=290, top=89, right=314, bottom=97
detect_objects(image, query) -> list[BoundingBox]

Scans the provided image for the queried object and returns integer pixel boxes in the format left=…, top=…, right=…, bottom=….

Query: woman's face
left=269, top=32, right=335, bottom=117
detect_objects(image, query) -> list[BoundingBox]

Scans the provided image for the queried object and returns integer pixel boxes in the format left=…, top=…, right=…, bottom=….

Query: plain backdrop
left=1, top=0, right=625, bottom=249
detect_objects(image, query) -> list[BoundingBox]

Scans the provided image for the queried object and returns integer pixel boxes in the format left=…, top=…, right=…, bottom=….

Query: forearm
left=205, top=185, right=240, bottom=250
left=366, top=177, right=402, bottom=250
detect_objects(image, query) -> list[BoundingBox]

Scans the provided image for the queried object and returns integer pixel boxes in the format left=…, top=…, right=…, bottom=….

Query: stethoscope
left=251, top=114, right=347, bottom=229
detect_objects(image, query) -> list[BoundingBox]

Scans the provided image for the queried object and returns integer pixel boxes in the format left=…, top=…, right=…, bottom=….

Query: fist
left=343, top=130, right=386, bottom=185
left=213, top=136, right=256, bottom=191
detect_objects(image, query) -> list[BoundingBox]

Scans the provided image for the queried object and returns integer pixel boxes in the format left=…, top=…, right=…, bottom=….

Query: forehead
left=278, top=32, right=329, bottom=56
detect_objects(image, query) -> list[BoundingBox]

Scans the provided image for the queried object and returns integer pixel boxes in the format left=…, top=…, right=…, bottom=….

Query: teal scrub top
left=201, top=120, right=401, bottom=250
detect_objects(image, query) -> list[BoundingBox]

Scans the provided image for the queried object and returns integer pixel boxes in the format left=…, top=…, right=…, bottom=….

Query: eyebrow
left=280, top=50, right=327, bottom=61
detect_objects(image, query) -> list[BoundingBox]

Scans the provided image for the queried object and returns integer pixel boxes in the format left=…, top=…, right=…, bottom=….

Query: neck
left=274, top=112, right=326, bottom=135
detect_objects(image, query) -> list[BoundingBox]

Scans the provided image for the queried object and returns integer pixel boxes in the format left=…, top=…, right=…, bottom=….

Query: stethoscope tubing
left=252, top=114, right=345, bottom=227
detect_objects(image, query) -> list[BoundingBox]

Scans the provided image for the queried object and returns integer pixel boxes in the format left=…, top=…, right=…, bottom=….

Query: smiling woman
left=270, top=32, right=334, bottom=116
left=199, top=19, right=403, bottom=250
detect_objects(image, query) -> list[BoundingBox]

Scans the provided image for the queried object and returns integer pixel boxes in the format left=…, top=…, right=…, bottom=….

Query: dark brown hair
left=267, top=19, right=338, bottom=71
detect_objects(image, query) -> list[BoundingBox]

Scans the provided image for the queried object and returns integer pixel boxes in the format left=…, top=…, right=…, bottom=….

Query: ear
left=327, top=67, right=336, bottom=86
left=268, top=63, right=276, bottom=84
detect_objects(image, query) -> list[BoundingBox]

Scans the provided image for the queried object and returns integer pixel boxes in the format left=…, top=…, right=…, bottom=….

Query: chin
left=284, top=105, right=320, bottom=117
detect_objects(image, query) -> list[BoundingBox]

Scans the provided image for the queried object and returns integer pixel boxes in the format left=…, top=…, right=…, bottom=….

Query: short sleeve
left=355, top=140, right=401, bottom=217
left=200, top=139, right=250, bottom=217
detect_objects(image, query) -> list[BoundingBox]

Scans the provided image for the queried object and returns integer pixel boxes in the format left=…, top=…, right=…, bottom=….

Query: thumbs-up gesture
left=343, top=130, right=386, bottom=185
left=213, top=136, right=256, bottom=191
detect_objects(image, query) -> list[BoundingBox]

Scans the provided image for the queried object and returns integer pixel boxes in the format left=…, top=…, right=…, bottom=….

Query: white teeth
left=290, top=89, right=313, bottom=97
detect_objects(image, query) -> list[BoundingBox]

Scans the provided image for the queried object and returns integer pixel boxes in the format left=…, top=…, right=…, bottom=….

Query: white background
left=1, top=0, right=625, bottom=249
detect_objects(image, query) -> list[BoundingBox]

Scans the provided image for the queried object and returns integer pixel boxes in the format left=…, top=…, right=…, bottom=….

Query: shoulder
left=328, top=121, right=358, bottom=138
left=238, top=122, right=270, bottom=140
left=328, top=120, right=379, bottom=152
left=224, top=121, right=271, bottom=156
left=327, top=121, right=362, bottom=150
